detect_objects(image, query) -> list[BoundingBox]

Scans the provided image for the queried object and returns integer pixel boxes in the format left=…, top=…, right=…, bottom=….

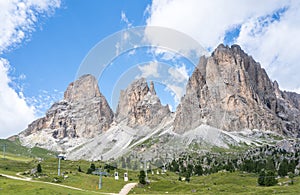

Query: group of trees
left=120, top=156, right=143, bottom=170
left=84, top=163, right=118, bottom=174
left=165, top=144, right=299, bottom=186
left=167, top=155, right=237, bottom=181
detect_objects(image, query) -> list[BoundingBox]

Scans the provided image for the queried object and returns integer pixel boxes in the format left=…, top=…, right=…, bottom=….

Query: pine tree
left=121, top=158, right=126, bottom=169
left=194, top=164, right=203, bottom=176
left=139, top=170, right=146, bottom=185
left=171, top=160, right=179, bottom=172
left=126, top=157, right=132, bottom=169
left=278, top=159, right=288, bottom=177
left=133, top=161, right=138, bottom=170
left=187, top=164, right=193, bottom=176
left=86, top=168, right=93, bottom=174
left=266, top=158, right=275, bottom=171
left=258, top=170, right=265, bottom=186
left=87, top=163, right=96, bottom=174
left=37, top=164, right=42, bottom=173
left=288, top=160, right=296, bottom=173
left=90, top=163, right=96, bottom=171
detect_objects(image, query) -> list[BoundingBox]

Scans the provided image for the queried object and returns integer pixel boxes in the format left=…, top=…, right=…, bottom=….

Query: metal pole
left=144, top=160, right=148, bottom=182
left=99, top=168, right=102, bottom=189
left=58, top=157, right=61, bottom=176
left=3, top=144, right=6, bottom=159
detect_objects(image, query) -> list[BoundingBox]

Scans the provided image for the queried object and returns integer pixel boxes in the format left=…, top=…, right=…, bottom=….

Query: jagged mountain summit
left=16, top=44, right=300, bottom=160
left=174, top=44, right=300, bottom=137
left=115, top=78, right=170, bottom=128
left=66, top=78, right=173, bottom=160
left=18, top=74, right=114, bottom=151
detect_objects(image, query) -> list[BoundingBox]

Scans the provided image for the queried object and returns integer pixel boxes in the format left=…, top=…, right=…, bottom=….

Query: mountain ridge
left=16, top=44, right=300, bottom=160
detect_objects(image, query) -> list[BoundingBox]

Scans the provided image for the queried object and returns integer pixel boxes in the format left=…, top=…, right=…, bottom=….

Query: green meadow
left=1, top=139, right=299, bottom=195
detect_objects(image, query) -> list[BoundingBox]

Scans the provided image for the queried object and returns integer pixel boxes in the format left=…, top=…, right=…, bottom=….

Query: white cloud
left=0, top=0, right=61, bottom=138
left=168, top=64, right=189, bottom=83
left=26, top=89, right=63, bottom=117
left=0, top=59, right=35, bottom=138
left=164, top=64, right=189, bottom=106
left=236, top=1, right=300, bottom=91
left=165, top=84, right=185, bottom=104
left=121, top=11, right=132, bottom=28
left=0, top=0, right=61, bottom=53
left=149, top=47, right=181, bottom=61
left=146, top=0, right=300, bottom=93
left=138, top=61, right=160, bottom=78
left=146, top=0, right=286, bottom=49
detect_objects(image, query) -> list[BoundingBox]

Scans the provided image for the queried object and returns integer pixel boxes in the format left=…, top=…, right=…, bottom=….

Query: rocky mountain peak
left=174, top=44, right=300, bottom=136
left=19, top=74, right=114, bottom=151
left=64, top=74, right=102, bottom=102
left=116, top=78, right=170, bottom=127
left=149, top=81, right=156, bottom=95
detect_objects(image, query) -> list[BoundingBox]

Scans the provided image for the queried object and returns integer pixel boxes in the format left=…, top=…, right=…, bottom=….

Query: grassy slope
left=0, top=139, right=57, bottom=160
left=0, top=154, right=137, bottom=194
left=1, top=139, right=299, bottom=194
left=130, top=171, right=300, bottom=194
left=36, top=158, right=136, bottom=193
left=0, top=176, right=96, bottom=195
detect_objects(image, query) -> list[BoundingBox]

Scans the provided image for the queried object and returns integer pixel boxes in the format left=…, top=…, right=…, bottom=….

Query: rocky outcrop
left=174, top=44, right=300, bottom=137
left=19, top=74, right=114, bottom=149
left=115, top=78, right=170, bottom=128
left=64, top=74, right=102, bottom=102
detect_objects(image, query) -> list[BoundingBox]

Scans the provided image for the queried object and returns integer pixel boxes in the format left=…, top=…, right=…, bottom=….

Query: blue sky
left=1, top=0, right=300, bottom=138
left=2, top=0, right=151, bottom=112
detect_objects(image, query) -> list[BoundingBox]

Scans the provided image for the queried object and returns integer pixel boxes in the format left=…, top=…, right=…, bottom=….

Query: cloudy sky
left=1, top=0, right=299, bottom=138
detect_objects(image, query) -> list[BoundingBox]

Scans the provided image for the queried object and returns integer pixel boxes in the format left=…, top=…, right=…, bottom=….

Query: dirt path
left=117, top=183, right=137, bottom=195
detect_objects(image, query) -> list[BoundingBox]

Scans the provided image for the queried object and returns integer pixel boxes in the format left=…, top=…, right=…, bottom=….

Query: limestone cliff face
left=115, top=78, right=170, bottom=128
left=19, top=74, right=114, bottom=142
left=174, top=44, right=300, bottom=136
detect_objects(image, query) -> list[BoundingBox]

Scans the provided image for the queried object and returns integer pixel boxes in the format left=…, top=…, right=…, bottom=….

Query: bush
left=258, top=170, right=265, bottom=186
left=86, top=168, right=93, bottom=174
left=90, top=163, right=96, bottom=171
left=264, top=170, right=277, bottom=186
left=258, top=170, right=277, bottom=186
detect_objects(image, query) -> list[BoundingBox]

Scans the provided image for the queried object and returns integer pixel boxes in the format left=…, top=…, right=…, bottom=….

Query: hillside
left=0, top=139, right=57, bottom=160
